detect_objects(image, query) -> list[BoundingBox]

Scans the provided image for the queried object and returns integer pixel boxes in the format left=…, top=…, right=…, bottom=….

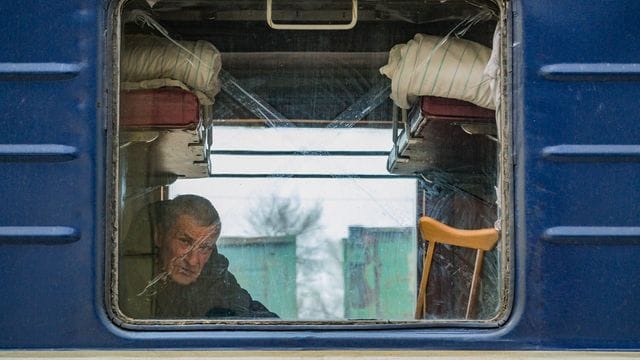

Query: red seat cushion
left=421, top=96, right=494, bottom=120
left=120, top=88, right=199, bottom=128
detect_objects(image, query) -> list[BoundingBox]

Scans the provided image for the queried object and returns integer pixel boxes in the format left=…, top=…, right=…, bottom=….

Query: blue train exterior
left=0, top=0, right=639, bottom=352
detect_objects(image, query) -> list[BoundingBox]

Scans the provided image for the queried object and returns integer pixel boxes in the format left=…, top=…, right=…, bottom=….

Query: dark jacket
left=153, top=249, right=277, bottom=319
left=120, top=248, right=277, bottom=319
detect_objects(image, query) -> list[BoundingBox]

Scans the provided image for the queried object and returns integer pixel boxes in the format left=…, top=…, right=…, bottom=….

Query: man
left=119, top=194, right=277, bottom=319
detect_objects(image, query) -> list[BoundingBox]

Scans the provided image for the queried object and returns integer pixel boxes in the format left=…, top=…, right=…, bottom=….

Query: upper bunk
left=118, top=0, right=501, bottom=196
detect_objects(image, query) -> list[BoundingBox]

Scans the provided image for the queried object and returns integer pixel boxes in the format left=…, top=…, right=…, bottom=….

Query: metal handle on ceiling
left=266, top=0, right=358, bottom=30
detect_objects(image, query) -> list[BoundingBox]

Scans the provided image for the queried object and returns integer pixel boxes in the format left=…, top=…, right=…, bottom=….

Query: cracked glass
left=114, top=0, right=507, bottom=324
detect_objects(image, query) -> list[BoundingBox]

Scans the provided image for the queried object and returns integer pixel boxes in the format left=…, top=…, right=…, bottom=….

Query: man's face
left=155, top=214, right=219, bottom=286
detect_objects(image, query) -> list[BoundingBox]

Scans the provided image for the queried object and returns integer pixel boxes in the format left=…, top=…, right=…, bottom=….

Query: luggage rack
left=387, top=96, right=497, bottom=177
left=119, top=87, right=213, bottom=179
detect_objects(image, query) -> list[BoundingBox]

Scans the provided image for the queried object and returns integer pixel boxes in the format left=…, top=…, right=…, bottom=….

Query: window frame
left=105, top=0, right=513, bottom=330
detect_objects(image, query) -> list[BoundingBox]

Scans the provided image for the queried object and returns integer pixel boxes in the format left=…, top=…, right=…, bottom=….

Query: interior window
left=114, top=0, right=506, bottom=324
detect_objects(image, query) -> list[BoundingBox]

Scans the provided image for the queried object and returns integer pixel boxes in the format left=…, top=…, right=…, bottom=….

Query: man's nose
left=185, top=249, right=199, bottom=266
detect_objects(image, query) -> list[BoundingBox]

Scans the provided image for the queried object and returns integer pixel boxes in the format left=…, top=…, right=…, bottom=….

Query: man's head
left=152, top=195, right=221, bottom=285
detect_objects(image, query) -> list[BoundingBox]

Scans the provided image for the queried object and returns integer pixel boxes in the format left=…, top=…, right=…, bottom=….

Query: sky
left=171, top=126, right=417, bottom=240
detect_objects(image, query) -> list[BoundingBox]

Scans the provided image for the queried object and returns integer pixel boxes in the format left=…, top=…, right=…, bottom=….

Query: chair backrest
left=415, top=216, right=499, bottom=319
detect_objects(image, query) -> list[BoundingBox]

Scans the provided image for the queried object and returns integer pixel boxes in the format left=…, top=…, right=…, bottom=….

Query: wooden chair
left=415, top=216, right=499, bottom=319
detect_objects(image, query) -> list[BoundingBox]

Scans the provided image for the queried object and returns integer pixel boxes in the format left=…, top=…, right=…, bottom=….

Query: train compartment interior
left=114, top=0, right=507, bottom=324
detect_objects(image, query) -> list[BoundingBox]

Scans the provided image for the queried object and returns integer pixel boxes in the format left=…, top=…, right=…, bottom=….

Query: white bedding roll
left=380, top=34, right=494, bottom=110
left=121, top=35, right=222, bottom=105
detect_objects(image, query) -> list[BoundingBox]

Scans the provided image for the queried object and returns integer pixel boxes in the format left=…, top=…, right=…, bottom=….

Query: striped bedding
left=380, top=34, right=494, bottom=110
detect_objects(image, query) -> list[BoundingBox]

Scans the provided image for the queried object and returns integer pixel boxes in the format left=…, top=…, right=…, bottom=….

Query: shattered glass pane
left=115, top=0, right=505, bottom=323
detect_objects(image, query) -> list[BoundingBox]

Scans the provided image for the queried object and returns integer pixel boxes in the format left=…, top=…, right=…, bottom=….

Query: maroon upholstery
left=421, top=96, right=495, bottom=120
left=120, top=88, right=199, bottom=128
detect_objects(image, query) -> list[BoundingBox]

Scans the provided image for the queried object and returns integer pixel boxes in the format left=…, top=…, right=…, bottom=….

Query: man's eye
left=198, top=244, right=214, bottom=252
left=178, top=238, right=190, bottom=245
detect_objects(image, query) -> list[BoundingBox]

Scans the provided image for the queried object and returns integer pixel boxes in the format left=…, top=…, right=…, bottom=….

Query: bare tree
left=246, top=194, right=322, bottom=237
left=245, top=194, right=342, bottom=319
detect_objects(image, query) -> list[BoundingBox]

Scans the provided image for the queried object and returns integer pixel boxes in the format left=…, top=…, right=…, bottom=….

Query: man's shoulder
left=196, top=250, right=239, bottom=288
left=203, top=250, right=230, bottom=275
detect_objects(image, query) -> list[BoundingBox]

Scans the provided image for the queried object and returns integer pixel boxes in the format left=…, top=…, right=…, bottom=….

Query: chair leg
left=465, top=249, right=485, bottom=319
left=415, top=240, right=436, bottom=319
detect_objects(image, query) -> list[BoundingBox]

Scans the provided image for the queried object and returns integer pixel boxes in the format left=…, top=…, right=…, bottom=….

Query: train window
left=112, top=0, right=508, bottom=325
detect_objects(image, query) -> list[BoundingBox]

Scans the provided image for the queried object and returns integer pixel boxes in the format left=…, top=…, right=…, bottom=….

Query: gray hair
left=153, top=194, right=221, bottom=235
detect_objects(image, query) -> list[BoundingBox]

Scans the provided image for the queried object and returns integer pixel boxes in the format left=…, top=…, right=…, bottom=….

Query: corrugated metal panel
left=343, top=226, right=416, bottom=320
left=514, top=0, right=640, bottom=345
left=218, top=236, right=297, bottom=318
